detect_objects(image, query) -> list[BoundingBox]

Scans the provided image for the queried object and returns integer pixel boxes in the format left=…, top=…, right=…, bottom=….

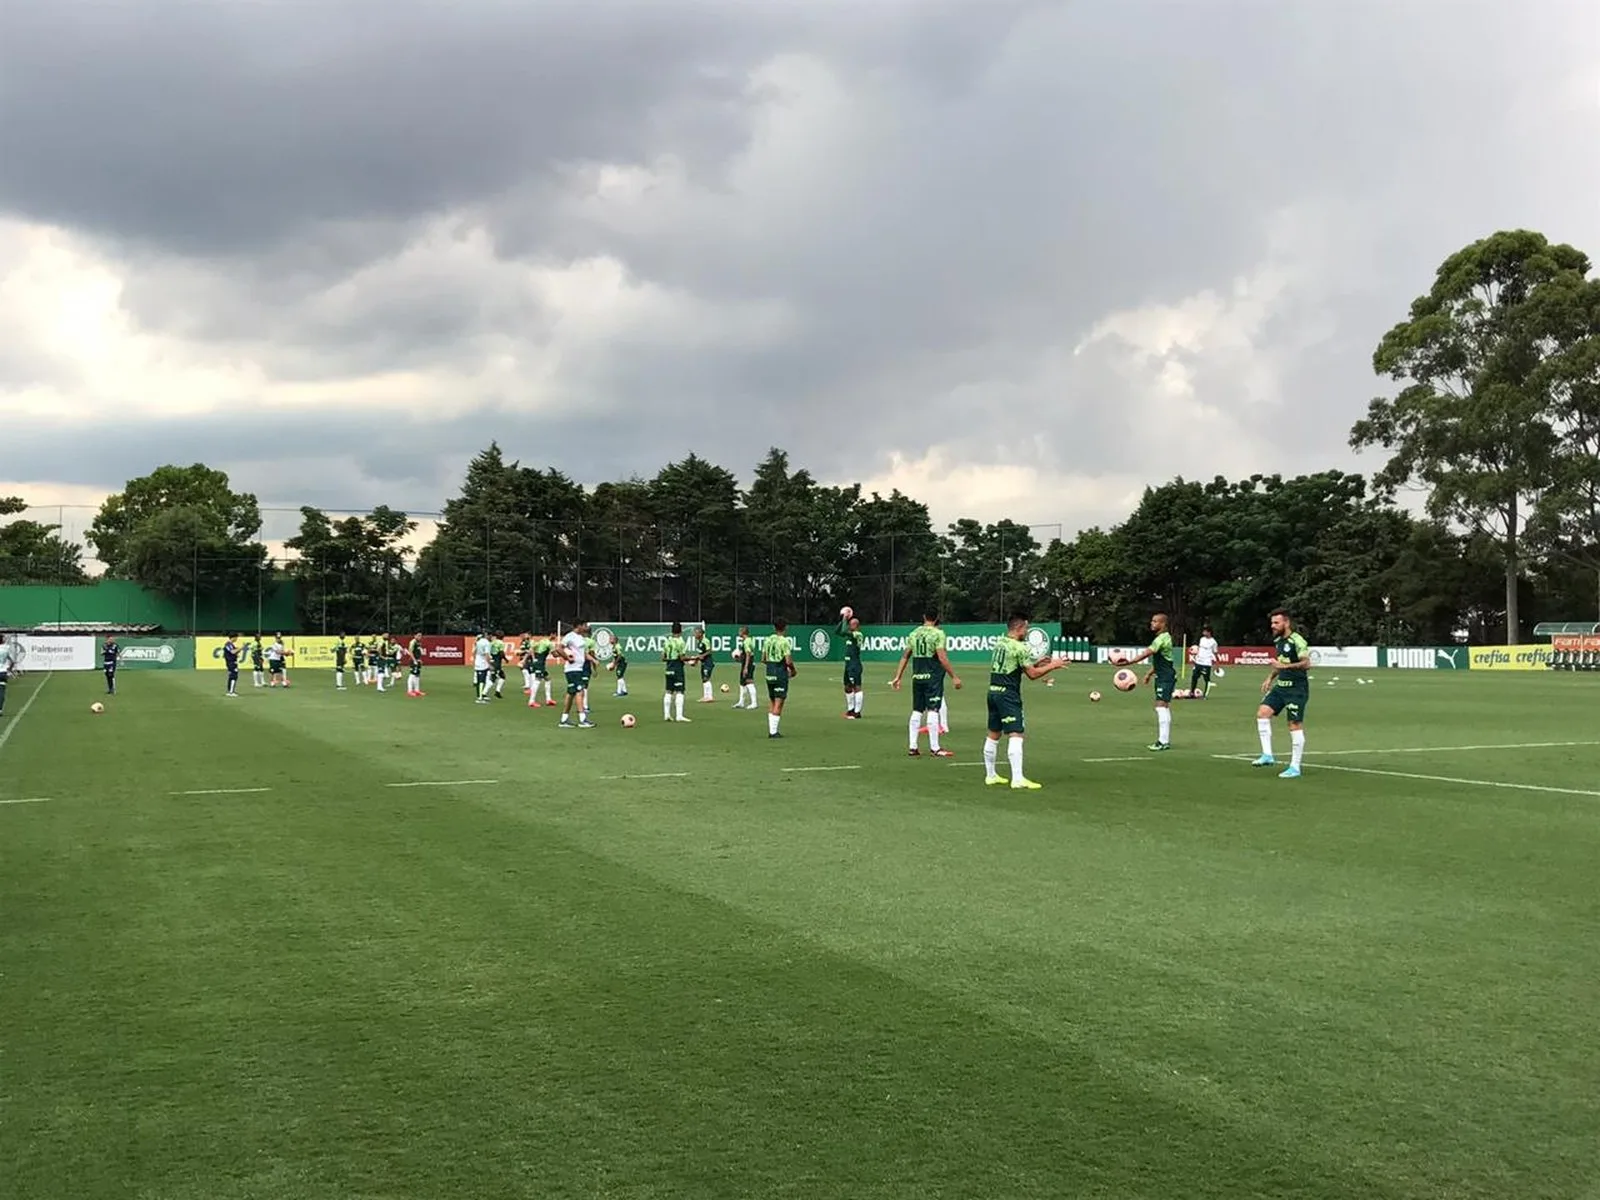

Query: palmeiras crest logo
left=809, top=629, right=831, bottom=659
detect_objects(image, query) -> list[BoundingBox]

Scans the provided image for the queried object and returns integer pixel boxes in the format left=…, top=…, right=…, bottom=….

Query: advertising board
left=115, top=637, right=195, bottom=670
left=1382, top=646, right=1468, bottom=670
left=1467, top=645, right=1554, bottom=671
left=14, top=634, right=96, bottom=671
left=1308, top=646, right=1380, bottom=669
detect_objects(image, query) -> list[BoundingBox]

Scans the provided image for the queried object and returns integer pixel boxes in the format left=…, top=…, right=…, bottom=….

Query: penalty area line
left=0, top=672, right=51, bottom=755
left=0, top=797, right=51, bottom=805
left=1211, top=755, right=1600, bottom=798
left=599, top=772, right=689, bottom=780
left=782, top=765, right=862, bottom=773
left=172, top=787, right=273, bottom=796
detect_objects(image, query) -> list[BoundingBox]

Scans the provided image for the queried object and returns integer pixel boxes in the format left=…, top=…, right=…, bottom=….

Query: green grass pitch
left=2, top=665, right=1597, bottom=1198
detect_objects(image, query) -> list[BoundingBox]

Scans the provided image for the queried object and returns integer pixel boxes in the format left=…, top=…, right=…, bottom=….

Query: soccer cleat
left=578, top=720, right=596, bottom=729
left=1148, top=742, right=1171, bottom=752
left=1251, top=755, right=1276, bottom=767
left=1009, top=777, right=1042, bottom=790
left=907, top=748, right=920, bottom=756
left=768, top=732, right=783, bottom=739
left=931, top=749, right=954, bottom=758
left=985, top=775, right=1007, bottom=787
left=1279, top=766, right=1301, bottom=779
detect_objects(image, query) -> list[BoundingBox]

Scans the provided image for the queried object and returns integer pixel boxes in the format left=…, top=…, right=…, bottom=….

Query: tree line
left=4, top=229, right=1595, bottom=643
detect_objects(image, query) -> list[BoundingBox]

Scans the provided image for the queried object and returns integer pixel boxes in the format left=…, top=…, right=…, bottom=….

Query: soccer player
left=762, top=620, right=797, bottom=738
left=891, top=611, right=962, bottom=756
left=558, top=623, right=595, bottom=727
left=102, top=635, right=119, bottom=695
left=695, top=626, right=717, bottom=703
left=268, top=635, right=289, bottom=687
left=250, top=637, right=266, bottom=688
left=733, top=625, right=759, bottom=709
left=528, top=632, right=555, bottom=707
left=581, top=628, right=598, bottom=719
left=351, top=639, right=366, bottom=687
left=0, top=633, right=13, bottom=714
left=221, top=634, right=241, bottom=697
left=473, top=632, right=493, bottom=703
left=1115, top=613, right=1178, bottom=750
left=612, top=638, right=630, bottom=697
left=490, top=634, right=508, bottom=699
left=662, top=622, right=692, bottom=722
left=406, top=633, right=426, bottom=696
left=839, top=615, right=866, bottom=718
left=983, top=613, right=1070, bottom=789
left=1190, top=625, right=1218, bottom=697
left=334, top=635, right=349, bottom=690
left=1255, top=608, right=1311, bottom=778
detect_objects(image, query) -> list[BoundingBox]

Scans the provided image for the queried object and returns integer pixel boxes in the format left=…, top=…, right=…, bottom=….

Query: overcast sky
left=4, top=0, right=1598, bottom=560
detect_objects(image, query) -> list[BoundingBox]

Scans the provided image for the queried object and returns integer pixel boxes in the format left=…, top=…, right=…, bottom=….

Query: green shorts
left=700, top=660, right=714, bottom=680
left=765, top=668, right=788, bottom=701
left=665, top=664, right=686, bottom=694
left=842, top=664, right=863, bottom=688
left=1152, top=674, right=1175, bottom=703
left=564, top=670, right=584, bottom=696
left=1263, top=686, right=1308, bottom=723
left=614, top=660, right=628, bottom=678
left=911, top=676, right=945, bottom=712
left=986, top=688, right=1025, bottom=735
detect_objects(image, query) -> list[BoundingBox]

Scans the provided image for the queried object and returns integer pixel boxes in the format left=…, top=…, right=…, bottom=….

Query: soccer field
left=2, top=666, right=1597, bottom=1199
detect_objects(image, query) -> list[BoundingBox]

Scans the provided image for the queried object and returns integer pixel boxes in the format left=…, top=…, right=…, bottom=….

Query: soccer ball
left=1113, top=668, right=1138, bottom=692
left=1089, top=691, right=1102, bottom=702
left=720, top=683, right=730, bottom=693
left=840, top=605, right=853, bottom=620
left=90, top=702, right=104, bottom=714
left=620, top=713, right=636, bottom=728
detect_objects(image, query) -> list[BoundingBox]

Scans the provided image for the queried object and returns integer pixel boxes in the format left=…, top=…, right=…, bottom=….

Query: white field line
left=0, top=797, right=50, bottom=805
left=172, top=787, right=273, bottom=796
left=0, top=673, right=50, bottom=754
left=1082, top=756, right=1159, bottom=763
left=1303, top=740, right=1600, bottom=758
left=387, top=779, right=499, bottom=788
left=1273, top=761, right=1600, bottom=799
left=599, top=772, right=690, bottom=780
left=782, top=765, right=862, bottom=773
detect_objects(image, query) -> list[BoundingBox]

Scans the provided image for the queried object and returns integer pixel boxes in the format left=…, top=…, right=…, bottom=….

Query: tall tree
left=285, top=505, right=416, bottom=633
left=86, top=465, right=268, bottom=612
left=0, top=497, right=88, bottom=585
left=940, top=519, right=1042, bottom=621
left=844, top=490, right=939, bottom=623
left=649, top=455, right=740, bottom=620
left=1351, top=230, right=1591, bottom=643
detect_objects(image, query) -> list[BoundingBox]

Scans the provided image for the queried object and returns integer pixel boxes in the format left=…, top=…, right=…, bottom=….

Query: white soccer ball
left=1089, top=691, right=1102, bottom=702
left=840, top=605, right=853, bottom=620
left=620, top=713, right=636, bottom=728
left=90, top=702, right=105, bottom=714
left=720, top=683, right=730, bottom=693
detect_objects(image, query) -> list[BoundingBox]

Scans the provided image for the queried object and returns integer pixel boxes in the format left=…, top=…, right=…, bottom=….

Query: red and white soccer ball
left=620, top=713, right=636, bottom=728
left=1113, top=668, right=1138, bottom=692
left=840, top=605, right=853, bottom=620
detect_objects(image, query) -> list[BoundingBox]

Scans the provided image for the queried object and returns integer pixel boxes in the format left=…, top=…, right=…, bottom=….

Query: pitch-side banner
left=1468, top=645, right=1554, bottom=671
left=1308, top=646, right=1380, bottom=669
left=1552, top=635, right=1600, bottom=652
left=116, top=637, right=195, bottom=670
left=1382, top=646, right=1469, bottom=670
left=13, top=634, right=97, bottom=671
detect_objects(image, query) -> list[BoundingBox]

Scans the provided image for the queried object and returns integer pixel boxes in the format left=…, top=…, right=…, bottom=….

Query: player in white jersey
left=0, top=634, right=14, bottom=715
left=473, top=633, right=493, bottom=703
left=1189, top=626, right=1219, bottom=696
left=558, top=623, right=595, bottom=728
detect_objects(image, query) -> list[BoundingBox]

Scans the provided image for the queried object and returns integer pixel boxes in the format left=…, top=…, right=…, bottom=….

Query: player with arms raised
left=662, top=622, right=693, bottom=722
left=1255, top=608, right=1310, bottom=777
left=891, top=610, right=962, bottom=756
left=1113, top=613, right=1178, bottom=750
left=838, top=608, right=866, bottom=719
left=983, top=613, right=1069, bottom=789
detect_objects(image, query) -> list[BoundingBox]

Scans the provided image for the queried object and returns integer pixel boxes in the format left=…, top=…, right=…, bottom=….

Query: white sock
left=746, top=684, right=758, bottom=706
left=1157, top=707, right=1171, bottom=744
left=703, top=681, right=713, bottom=700
left=674, top=693, right=685, bottom=720
left=983, top=738, right=999, bottom=779
left=1007, top=737, right=1025, bottom=781
left=1290, top=729, right=1306, bottom=768
left=336, top=671, right=343, bottom=688
left=907, top=713, right=921, bottom=749
left=543, top=683, right=552, bottom=702
left=1258, top=718, right=1274, bottom=756
left=854, top=691, right=864, bottom=714
left=663, top=694, right=672, bottom=719
left=927, top=715, right=941, bottom=752
left=768, top=713, right=779, bottom=735
left=939, top=699, right=949, bottom=729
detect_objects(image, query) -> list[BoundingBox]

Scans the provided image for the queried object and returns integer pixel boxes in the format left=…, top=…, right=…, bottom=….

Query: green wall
left=0, top=579, right=296, bottom=633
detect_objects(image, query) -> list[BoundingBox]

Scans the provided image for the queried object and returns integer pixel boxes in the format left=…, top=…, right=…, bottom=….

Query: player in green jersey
left=333, top=635, right=349, bottom=690
left=662, top=622, right=693, bottom=722
left=351, top=639, right=366, bottom=687
left=891, top=610, right=963, bottom=756
left=406, top=634, right=426, bottom=696
left=611, top=638, right=630, bottom=697
left=249, top=637, right=266, bottom=688
left=1114, top=613, right=1178, bottom=750
left=839, top=614, right=866, bottom=718
left=490, top=635, right=508, bottom=699
left=983, top=613, right=1070, bottom=789
left=1255, top=608, right=1311, bottom=777
left=761, top=620, right=797, bottom=738
left=732, top=626, right=759, bottom=709
left=694, top=626, right=718, bottom=704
